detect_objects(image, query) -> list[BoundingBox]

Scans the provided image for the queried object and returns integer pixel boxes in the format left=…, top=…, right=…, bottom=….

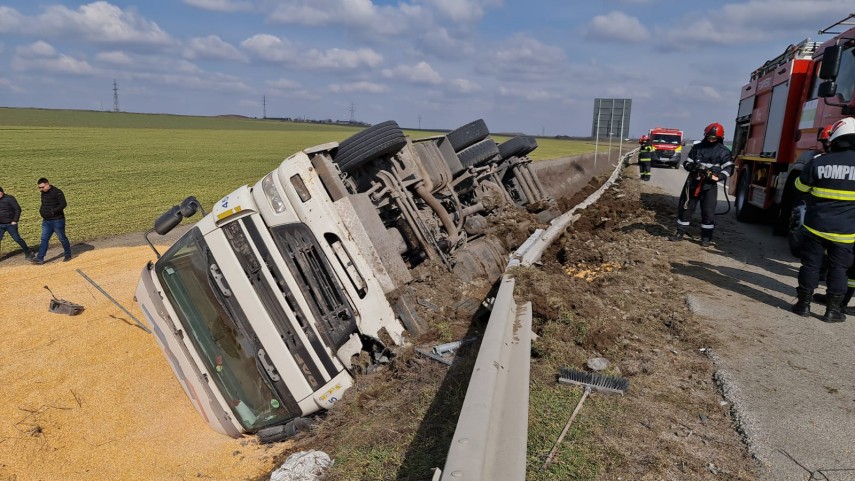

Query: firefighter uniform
left=672, top=139, right=733, bottom=246
left=793, top=143, right=855, bottom=321
left=638, top=141, right=654, bottom=181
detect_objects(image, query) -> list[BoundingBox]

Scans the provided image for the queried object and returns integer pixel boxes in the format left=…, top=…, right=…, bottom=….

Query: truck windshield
left=155, top=228, right=293, bottom=430
left=652, top=134, right=681, bottom=145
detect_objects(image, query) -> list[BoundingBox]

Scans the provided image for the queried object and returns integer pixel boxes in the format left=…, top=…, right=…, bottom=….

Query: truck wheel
left=457, top=138, right=500, bottom=168
left=447, top=119, right=490, bottom=152
left=333, top=120, right=407, bottom=172
left=734, top=168, right=763, bottom=223
left=497, top=136, right=537, bottom=160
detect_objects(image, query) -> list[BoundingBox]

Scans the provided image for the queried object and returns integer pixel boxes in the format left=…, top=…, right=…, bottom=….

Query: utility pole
left=112, top=79, right=120, bottom=112
left=349, top=102, right=356, bottom=123
left=263, top=95, right=267, bottom=119
left=594, top=107, right=601, bottom=168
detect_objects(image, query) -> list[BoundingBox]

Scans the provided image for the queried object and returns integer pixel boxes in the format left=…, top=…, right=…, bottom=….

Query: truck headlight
left=262, top=173, right=286, bottom=213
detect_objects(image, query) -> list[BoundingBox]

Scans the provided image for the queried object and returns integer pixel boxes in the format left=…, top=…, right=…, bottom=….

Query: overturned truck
left=135, top=119, right=552, bottom=441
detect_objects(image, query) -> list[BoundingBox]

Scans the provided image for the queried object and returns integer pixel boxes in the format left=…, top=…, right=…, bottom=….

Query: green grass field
left=0, top=107, right=604, bottom=248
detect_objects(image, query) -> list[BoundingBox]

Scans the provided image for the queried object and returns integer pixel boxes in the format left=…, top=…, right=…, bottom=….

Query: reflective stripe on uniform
left=804, top=225, right=855, bottom=243
left=795, top=177, right=811, bottom=193
left=701, top=224, right=715, bottom=229
left=808, top=186, right=855, bottom=201
left=677, top=220, right=690, bottom=226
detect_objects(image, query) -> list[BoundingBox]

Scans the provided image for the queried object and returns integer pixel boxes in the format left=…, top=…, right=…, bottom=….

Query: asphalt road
left=645, top=163, right=855, bottom=481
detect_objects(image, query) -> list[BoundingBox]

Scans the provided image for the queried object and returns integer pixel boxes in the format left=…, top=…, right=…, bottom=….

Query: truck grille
left=224, top=220, right=340, bottom=391
left=656, top=150, right=675, bottom=159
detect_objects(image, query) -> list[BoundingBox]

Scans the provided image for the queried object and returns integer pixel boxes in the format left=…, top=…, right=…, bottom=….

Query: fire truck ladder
left=819, top=13, right=855, bottom=36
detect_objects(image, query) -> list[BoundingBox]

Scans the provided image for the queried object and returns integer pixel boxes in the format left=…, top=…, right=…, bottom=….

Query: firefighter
left=669, top=123, right=734, bottom=247
left=791, top=117, right=855, bottom=322
left=637, top=135, right=654, bottom=181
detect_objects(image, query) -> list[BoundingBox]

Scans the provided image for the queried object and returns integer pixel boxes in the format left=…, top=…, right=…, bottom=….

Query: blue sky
left=1, top=1, right=855, bottom=139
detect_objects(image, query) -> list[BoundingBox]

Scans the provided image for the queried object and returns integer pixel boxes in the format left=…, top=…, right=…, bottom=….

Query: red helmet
left=818, top=124, right=833, bottom=141
left=704, top=123, right=724, bottom=139
left=639, top=135, right=649, bottom=143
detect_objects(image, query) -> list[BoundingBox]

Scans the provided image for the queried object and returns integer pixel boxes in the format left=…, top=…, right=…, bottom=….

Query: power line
left=112, top=79, right=120, bottom=112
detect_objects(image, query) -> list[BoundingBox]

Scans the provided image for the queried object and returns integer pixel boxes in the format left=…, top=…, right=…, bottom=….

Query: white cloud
left=449, top=78, right=481, bottom=93
left=0, top=6, right=25, bottom=33
left=183, top=0, right=254, bottom=13
left=12, top=44, right=96, bottom=76
left=584, top=11, right=650, bottom=43
left=266, top=0, right=423, bottom=36
left=240, top=34, right=297, bottom=63
left=328, top=81, right=389, bottom=93
left=185, top=35, right=246, bottom=62
left=382, top=61, right=443, bottom=85
left=479, top=34, right=566, bottom=82
left=424, top=0, right=502, bottom=23
left=267, top=78, right=301, bottom=90
left=498, top=86, right=557, bottom=102
left=30, top=2, right=173, bottom=47
left=300, top=48, right=383, bottom=70
left=96, top=50, right=134, bottom=66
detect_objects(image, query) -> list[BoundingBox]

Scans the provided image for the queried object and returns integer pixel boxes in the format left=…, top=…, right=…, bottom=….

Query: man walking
left=791, top=118, right=855, bottom=322
left=31, top=177, right=72, bottom=264
left=0, top=186, right=33, bottom=259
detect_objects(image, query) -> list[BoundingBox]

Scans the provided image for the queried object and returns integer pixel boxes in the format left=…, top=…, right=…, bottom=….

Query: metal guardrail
left=435, top=149, right=637, bottom=480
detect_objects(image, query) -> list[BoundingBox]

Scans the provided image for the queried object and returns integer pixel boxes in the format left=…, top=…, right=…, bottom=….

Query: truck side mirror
left=154, top=206, right=183, bottom=235
left=179, top=196, right=201, bottom=218
left=818, top=80, right=838, bottom=98
left=819, top=45, right=843, bottom=80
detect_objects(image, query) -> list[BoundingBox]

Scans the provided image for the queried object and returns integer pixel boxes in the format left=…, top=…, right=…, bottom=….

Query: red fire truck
left=730, top=14, right=855, bottom=239
left=647, top=127, right=683, bottom=168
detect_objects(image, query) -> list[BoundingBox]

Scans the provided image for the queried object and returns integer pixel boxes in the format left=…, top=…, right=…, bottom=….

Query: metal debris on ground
left=76, top=269, right=151, bottom=334
left=44, top=285, right=85, bottom=316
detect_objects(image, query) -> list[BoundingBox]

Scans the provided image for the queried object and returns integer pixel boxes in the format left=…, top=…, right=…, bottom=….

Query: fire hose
left=681, top=164, right=731, bottom=215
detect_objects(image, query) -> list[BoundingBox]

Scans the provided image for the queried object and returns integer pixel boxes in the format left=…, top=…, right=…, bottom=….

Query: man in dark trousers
left=791, top=117, right=855, bottom=322
left=31, top=177, right=72, bottom=264
left=637, top=135, right=654, bottom=181
left=669, top=123, right=734, bottom=247
left=0, top=186, right=33, bottom=259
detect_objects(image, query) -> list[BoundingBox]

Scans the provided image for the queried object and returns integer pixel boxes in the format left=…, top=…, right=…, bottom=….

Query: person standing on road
left=668, top=123, right=734, bottom=247
left=31, top=177, right=72, bottom=264
left=0, top=186, right=34, bottom=259
left=637, top=135, right=654, bottom=182
left=791, top=118, right=855, bottom=322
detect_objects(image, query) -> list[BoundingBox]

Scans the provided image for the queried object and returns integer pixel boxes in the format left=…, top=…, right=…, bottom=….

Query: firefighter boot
left=843, top=288, right=854, bottom=315
left=668, top=229, right=685, bottom=242
left=822, top=294, right=846, bottom=323
left=700, top=237, right=712, bottom=247
left=791, top=288, right=812, bottom=317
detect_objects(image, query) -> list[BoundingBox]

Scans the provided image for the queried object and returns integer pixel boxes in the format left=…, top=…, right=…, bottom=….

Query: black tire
left=334, top=120, right=407, bottom=172
left=457, top=138, right=500, bottom=168
left=497, top=136, right=537, bottom=160
left=447, top=119, right=490, bottom=152
left=734, top=168, right=763, bottom=223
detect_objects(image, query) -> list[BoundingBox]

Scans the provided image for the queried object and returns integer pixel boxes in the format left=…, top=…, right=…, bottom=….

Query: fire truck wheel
left=734, top=168, right=763, bottom=223
left=447, top=119, right=490, bottom=152
left=333, top=120, right=407, bottom=172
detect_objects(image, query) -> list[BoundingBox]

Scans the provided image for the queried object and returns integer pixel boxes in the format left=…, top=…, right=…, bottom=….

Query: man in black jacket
left=669, top=123, right=734, bottom=247
left=791, top=117, right=855, bottom=322
left=0, top=186, right=33, bottom=258
left=31, top=177, right=72, bottom=264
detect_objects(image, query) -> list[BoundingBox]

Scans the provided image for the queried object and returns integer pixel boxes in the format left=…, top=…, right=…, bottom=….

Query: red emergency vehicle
left=730, top=14, right=855, bottom=237
left=647, top=127, right=683, bottom=168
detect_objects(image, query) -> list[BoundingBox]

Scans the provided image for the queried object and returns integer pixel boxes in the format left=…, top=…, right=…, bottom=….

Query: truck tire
left=457, top=138, right=500, bottom=168
left=734, top=168, right=763, bottom=223
left=447, top=119, right=490, bottom=152
left=334, top=120, right=407, bottom=172
left=498, top=136, right=537, bottom=160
